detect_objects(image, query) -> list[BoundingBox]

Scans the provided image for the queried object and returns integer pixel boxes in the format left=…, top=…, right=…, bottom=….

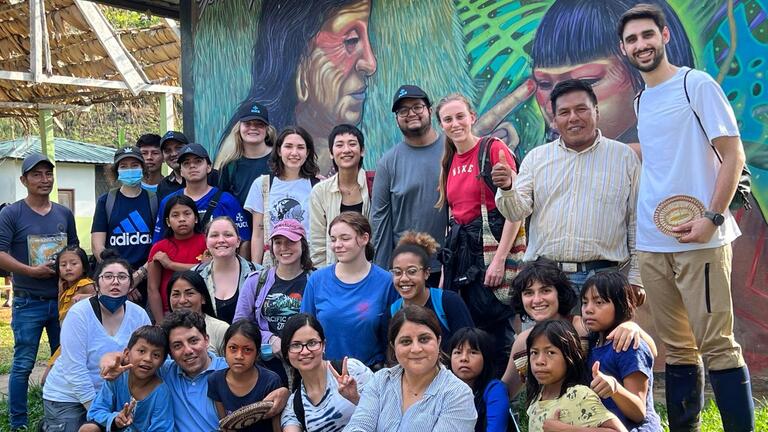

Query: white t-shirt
left=635, top=67, right=741, bottom=252
left=281, top=358, right=372, bottom=431
left=244, top=175, right=313, bottom=234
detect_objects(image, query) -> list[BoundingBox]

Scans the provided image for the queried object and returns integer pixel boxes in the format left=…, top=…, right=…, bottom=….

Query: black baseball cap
left=21, top=153, right=54, bottom=174
left=391, top=85, right=431, bottom=112
left=238, top=102, right=270, bottom=124
left=159, top=131, right=189, bottom=150
left=114, top=146, right=145, bottom=164
left=177, top=143, right=211, bottom=164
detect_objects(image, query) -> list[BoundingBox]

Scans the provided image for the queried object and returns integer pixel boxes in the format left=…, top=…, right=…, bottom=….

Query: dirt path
left=0, top=363, right=47, bottom=398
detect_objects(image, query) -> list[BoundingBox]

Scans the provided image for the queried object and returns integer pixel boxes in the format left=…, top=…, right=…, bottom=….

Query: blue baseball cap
left=177, top=143, right=211, bottom=164
left=238, top=102, right=270, bottom=124
left=21, top=153, right=54, bottom=174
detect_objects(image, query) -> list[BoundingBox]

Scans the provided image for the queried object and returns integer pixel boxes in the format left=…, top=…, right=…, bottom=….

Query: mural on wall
left=190, top=0, right=768, bottom=370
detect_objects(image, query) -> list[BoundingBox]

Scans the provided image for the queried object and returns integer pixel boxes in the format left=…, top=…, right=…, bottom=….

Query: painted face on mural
left=620, top=18, right=670, bottom=73
left=534, top=57, right=635, bottom=140
left=294, top=0, right=377, bottom=129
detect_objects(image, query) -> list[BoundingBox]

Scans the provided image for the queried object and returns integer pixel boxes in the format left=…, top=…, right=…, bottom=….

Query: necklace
left=403, top=366, right=439, bottom=397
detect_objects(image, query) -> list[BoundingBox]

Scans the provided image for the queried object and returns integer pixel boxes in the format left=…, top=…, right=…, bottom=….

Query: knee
left=79, top=423, right=102, bottom=432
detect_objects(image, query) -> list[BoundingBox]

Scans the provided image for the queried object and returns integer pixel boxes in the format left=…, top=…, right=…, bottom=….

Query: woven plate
left=653, top=195, right=705, bottom=237
left=219, top=400, right=274, bottom=432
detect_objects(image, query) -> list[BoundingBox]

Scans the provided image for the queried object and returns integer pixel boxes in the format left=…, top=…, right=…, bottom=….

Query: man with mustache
left=619, top=4, right=753, bottom=431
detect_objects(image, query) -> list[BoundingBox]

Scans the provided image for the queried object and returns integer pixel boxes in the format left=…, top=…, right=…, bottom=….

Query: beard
left=628, top=47, right=666, bottom=73
left=398, top=117, right=431, bottom=138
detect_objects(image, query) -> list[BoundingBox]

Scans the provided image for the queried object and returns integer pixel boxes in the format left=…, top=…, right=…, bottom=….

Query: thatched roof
left=0, top=0, right=181, bottom=118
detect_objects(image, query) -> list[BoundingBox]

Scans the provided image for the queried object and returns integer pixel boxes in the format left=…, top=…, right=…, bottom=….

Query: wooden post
left=159, top=92, right=174, bottom=134
left=38, top=108, right=58, bottom=203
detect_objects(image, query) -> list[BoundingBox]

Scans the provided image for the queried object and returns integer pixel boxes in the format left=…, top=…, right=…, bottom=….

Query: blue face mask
left=260, top=344, right=274, bottom=361
left=98, top=294, right=128, bottom=313
left=117, top=168, right=143, bottom=187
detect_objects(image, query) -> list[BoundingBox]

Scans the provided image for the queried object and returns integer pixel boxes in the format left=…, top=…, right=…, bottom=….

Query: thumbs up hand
left=590, top=361, right=618, bottom=398
left=491, top=149, right=516, bottom=190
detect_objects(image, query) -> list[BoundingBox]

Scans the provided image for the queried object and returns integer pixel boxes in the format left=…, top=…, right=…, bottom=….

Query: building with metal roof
left=0, top=135, right=114, bottom=164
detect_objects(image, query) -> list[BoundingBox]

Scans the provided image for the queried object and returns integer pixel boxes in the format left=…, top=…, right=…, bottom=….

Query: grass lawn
left=0, top=308, right=52, bottom=375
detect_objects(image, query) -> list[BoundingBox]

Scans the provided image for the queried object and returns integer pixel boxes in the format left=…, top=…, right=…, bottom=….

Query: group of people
left=0, top=4, right=755, bottom=432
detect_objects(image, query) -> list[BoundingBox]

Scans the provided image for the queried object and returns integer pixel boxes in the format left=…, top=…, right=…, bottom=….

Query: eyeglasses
left=389, top=266, right=425, bottom=278
left=288, top=339, right=323, bottom=354
left=396, top=104, right=427, bottom=118
left=100, top=273, right=130, bottom=283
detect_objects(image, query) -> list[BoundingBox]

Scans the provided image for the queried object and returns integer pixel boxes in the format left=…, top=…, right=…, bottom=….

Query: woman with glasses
left=344, top=305, right=476, bottom=431
left=280, top=313, right=373, bottom=431
left=42, top=250, right=151, bottom=431
left=388, top=232, right=473, bottom=353
left=301, top=212, right=398, bottom=370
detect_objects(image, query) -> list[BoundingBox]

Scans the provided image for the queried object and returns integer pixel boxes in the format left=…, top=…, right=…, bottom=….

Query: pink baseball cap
left=270, top=219, right=306, bottom=241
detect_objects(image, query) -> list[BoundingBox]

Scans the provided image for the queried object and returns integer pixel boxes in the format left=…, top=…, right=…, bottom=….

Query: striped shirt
left=343, top=365, right=477, bottom=432
left=495, top=132, right=641, bottom=285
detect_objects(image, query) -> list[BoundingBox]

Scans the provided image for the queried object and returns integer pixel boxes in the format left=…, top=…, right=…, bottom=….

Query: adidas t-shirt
left=92, top=189, right=155, bottom=267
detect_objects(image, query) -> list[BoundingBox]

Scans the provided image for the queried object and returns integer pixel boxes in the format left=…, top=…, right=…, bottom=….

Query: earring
left=296, top=62, right=309, bottom=103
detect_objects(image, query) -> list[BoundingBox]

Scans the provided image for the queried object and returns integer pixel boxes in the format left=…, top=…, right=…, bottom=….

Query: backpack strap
left=262, top=175, right=272, bottom=259
left=476, top=136, right=496, bottom=194
left=147, top=190, right=159, bottom=223
left=429, top=288, right=449, bottom=332
left=105, top=189, right=118, bottom=226
left=292, top=385, right=306, bottom=430
left=390, top=298, right=404, bottom=317
left=199, top=189, right=223, bottom=229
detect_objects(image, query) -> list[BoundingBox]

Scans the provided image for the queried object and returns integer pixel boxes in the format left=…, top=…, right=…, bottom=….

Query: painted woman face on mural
left=293, top=0, right=377, bottom=136
left=533, top=57, right=636, bottom=140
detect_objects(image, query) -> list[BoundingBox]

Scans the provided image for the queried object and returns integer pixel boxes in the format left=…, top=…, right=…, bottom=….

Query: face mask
left=99, top=294, right=128, bottom=313
left=117, top=168, right=143, bottom=187
left=260, top=344, right=274, bottom=361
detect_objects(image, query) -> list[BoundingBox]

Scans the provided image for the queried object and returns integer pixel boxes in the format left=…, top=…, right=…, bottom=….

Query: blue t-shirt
left=301, top=264, right=398, bottom=366
left=153, top=187, right=251, bottom=243
left=86, top=371, right=174, bottom=431
left=476, top=379, right=509, bottom=432
left=588, top=339, right=662, bottom=432
left=91, top=190, right=155, bottom=267
left=0, top=200, right=78, bottom=297
left=206, top=366, right=283, bottom=432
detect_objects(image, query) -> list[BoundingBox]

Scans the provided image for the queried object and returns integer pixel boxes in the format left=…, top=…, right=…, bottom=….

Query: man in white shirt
left=493, top=79, right=642, bottom=307
left=620, top=4, right=753, bottom=431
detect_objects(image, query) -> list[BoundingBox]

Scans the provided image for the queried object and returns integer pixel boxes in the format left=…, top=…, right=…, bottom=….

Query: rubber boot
left=665, top=363, right=705, bottom=432
left=710, top=366, right=755, bottom=432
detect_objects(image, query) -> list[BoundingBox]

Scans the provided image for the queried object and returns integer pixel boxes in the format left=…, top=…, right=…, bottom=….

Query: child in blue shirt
left=82, top=325, right=174, bottom=431
left=581, top=272, right=662, bottom=432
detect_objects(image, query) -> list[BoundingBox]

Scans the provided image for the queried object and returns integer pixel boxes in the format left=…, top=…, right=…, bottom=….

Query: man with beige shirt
left=493, top=79, right=642, bottom=304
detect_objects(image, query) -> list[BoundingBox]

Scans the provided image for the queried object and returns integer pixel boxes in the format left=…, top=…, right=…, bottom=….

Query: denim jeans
left=565, top=266, right=618, bottom=314
left=9, top=296, right=60, bottom=428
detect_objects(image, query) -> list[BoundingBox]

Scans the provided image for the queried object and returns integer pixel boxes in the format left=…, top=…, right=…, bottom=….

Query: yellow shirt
left=527, top=385, right=618, bottom=432
left=58, top=277, right=95, bottom=323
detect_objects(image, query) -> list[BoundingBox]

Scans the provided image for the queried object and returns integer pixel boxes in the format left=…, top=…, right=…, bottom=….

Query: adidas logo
left=110, top=210, right=152, bottom=246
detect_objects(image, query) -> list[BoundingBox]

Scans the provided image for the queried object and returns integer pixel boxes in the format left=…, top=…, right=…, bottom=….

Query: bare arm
left=591, top=362, right=647, bottom=423
left=674, top=135, right=745, bottom=243
left=250, top=211, right=265, bottom=265
left=501, top=328, right=528, bottom=398
left=91, top=232, right=106, bottom=263
left=0, top=251, right=55, bottom=279
left=484, top=219, right=522, bottom=287
left=147, top=260, right=164, bottom=323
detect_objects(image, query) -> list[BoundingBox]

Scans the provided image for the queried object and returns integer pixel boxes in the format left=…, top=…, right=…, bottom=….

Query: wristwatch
left=704, top=210, right=725, bottom=226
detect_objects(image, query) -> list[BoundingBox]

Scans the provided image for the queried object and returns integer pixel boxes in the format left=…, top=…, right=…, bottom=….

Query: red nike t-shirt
left=446, top=137, right=516, bottom=225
